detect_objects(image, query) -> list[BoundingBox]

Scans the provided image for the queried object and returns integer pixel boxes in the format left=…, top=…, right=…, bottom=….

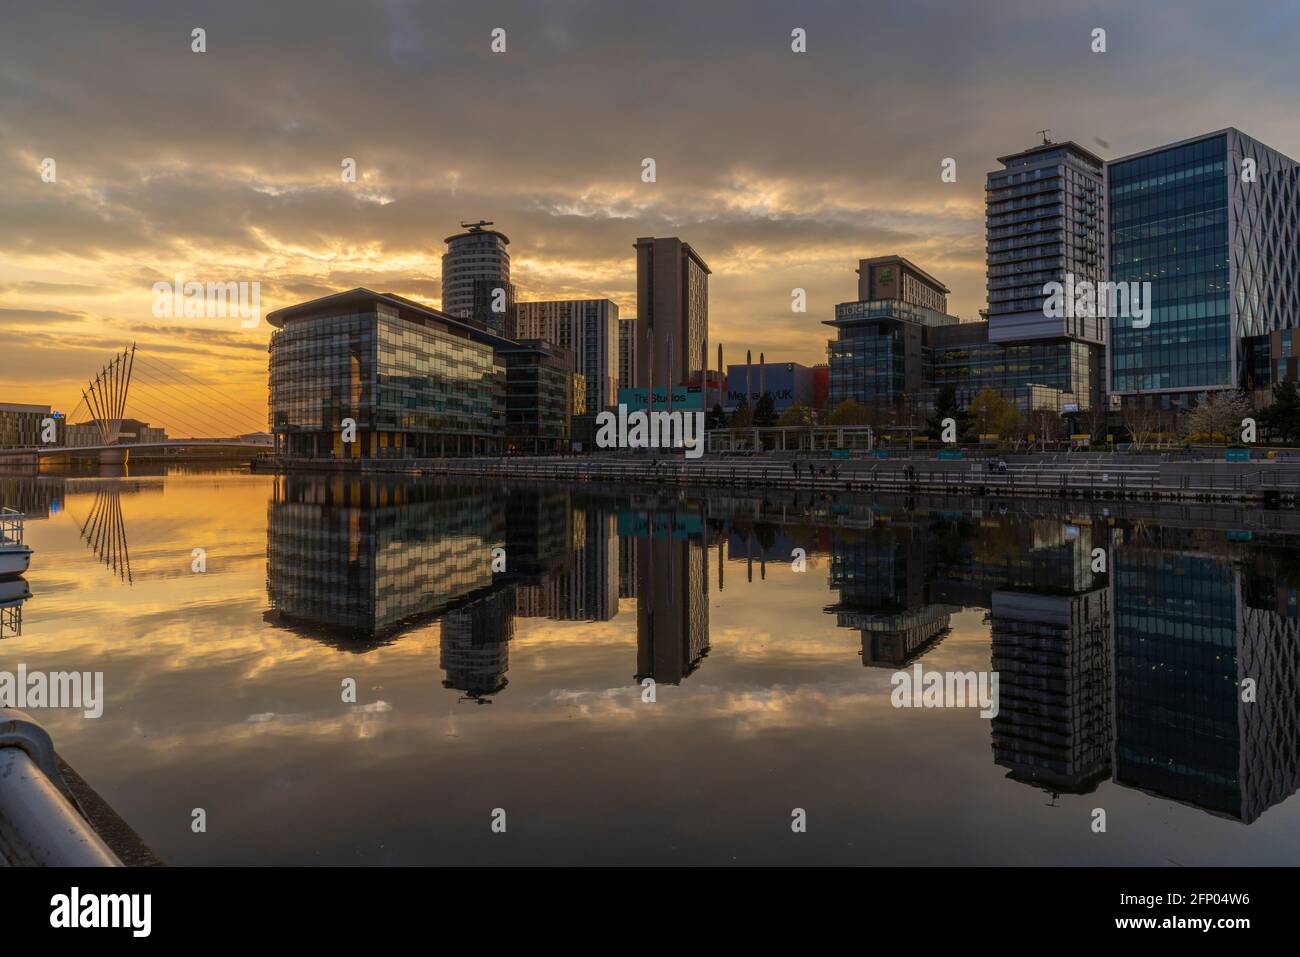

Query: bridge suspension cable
left=66, top=345, right=267, bottom=440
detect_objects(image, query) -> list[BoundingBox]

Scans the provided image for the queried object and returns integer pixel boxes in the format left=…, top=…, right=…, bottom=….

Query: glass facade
left=825, top=300, right=956, bottom=409
left=0, top=403, right=56, bottom=449
left=1109, top=129, right=1300, bottom=398
left=268, top=293, right=507, bottom=458
left=825, top=296, right=1101, bottom=413
left=828, top=322, right=910, bottom=407
left=1110, top=134, right=1231, bottom=393
left=501, top=340, right=574, bottom=454
left=929, top=336, right=1101, bottom=411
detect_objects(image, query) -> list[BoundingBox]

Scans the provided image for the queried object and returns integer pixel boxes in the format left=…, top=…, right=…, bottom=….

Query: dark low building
left=500, top=338, right=576, bottom=455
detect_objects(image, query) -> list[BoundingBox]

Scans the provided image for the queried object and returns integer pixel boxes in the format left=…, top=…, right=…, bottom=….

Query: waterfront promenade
left=259, top=450, right=1300, bottom=504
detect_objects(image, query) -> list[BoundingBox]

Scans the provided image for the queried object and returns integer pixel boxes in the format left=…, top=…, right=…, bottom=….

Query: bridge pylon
left=79, top=344, right=136, bottom=445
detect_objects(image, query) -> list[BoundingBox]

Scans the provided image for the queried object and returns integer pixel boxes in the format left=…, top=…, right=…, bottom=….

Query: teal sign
left=1227, top=530, right=1253, bottom=542
left=1225, top=449, right=1250, bottom=462
left=936, top=449, right=964, bottom=460
left=616, top=387, right=704, bottom=411
left=831, top=449, right=850, bottom=459
left=616, top=511, right=703, bottom=539
left=873, top=450, right=889, bottom=459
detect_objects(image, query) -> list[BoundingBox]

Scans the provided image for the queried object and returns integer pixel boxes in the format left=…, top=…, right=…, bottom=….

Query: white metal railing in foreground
left=0, top=709, right=122, bottom=866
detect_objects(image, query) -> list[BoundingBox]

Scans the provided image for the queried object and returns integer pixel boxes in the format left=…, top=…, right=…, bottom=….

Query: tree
left=1083, top=398, right=1109, bottom=444
left=968, top=388, right=1022, bottom=442
left=826, top=399, right=870, bottom=426
left=1181, top=391, right=1253, bottom=446
left=1027, top=409, right=1064, bottom=449
left=706, top=402, right=726, bottom=430
left=753, top=392, right=777, bottom=427
left=777, top=403, right=815, bottom=427
left=1119, top=398, right=1162, bottom=451
left=925, top=385, right=973, bottom=440
left=728, top=398, right=752, bottom=429
left=1259, top=380, right=1300, bottom=443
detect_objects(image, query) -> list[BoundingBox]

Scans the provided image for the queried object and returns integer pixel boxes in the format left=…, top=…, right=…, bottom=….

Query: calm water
left=4, top=468, right=1300, bottom=865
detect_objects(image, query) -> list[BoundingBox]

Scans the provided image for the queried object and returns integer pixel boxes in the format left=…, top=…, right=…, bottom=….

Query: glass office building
left=928, top=323, right=1103, bottom=412
left=1109, top=129, right=1300, bottom=405
left=824, top=299, right=958, bottom=408
left=825, top=298, right=1100, bottom=414
left=267, top=288, right=511, bottom=458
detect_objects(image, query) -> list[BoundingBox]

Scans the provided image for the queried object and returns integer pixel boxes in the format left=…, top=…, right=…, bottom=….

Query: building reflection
left=260, top=475, right=1300, bottom=820
left=1112, top=534, right=1300, bottom=823
left=264, top=474, right=507, bottom=648
left=826, top=525, right=956, bottom=667
left=624, top=509, right=710, bottom=685
left=990, top=588, right=1112, bottom=796
left=514, top=505, right=619, bottom=623
left=264, top=476, right=623, bottom=701
left=0, top=476, right=65, bottom=519
left=441, top=586, right=517, bottom=702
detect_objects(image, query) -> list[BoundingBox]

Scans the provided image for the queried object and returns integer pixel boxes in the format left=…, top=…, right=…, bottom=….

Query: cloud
left=2, top=0, right=1298, bottom=416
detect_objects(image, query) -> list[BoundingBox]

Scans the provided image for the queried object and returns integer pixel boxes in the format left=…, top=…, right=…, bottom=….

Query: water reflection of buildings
left=627, top=510, right=710, bottom=685
left=514, top=508, right=619, bottom=623
left=0, top=476, right=64, bottom=519
left=819, top=507, right=1300, bottom=823
left=441, top=586, right=517, bottom=702
left=1112, top=539, right=1300, bottom=823
left=265, top=475, right=505, bottom=643
left=990, top=589, right=1112, bottom=796
left=264, top=477, right=623, bottom=701
left=826, top=526, right=956, bottom=667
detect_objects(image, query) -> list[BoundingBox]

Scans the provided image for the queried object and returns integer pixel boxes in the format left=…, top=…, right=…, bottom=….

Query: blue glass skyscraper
left=1108, top=129, right=1300, bottom=408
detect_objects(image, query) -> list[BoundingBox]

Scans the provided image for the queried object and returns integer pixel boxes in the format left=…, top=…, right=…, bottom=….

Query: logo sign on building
left=616, top=387, right=703, bottom=411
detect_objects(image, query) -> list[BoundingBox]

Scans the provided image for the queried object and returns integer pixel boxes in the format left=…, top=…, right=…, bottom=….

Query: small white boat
left=0, top=508, right=33, bottom=578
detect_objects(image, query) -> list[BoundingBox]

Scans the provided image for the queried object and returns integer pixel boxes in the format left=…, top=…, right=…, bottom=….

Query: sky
left=2, top=0, right=1299, bottom=434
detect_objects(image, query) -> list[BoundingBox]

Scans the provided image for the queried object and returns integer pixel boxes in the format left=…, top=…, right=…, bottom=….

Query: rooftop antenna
left=1037, top=128, right=1052, bottom=145
left=460, top=220, right=493, bottom=232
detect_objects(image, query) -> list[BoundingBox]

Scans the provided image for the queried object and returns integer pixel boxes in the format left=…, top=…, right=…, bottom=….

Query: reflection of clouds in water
left=17, top=470, right=1300, bottom=863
